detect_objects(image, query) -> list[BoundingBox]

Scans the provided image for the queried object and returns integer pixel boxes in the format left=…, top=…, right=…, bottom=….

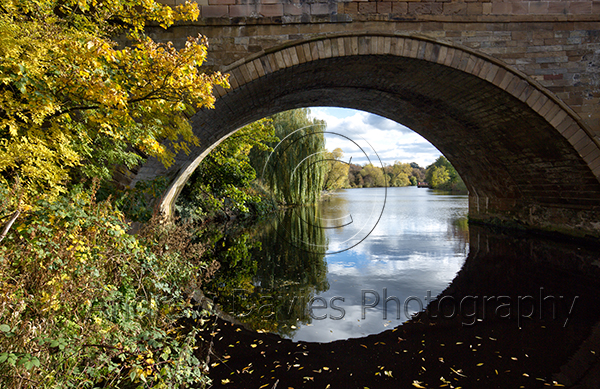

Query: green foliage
left=425, top=156, right=467, bottom=192
left=95, top=176, right=170, bottom=222
left=203, top=206, right=329, bottom=338
left=323, top=148, right=350, bottom=191
left=386, top=161, right=413, bottom=187
left=0, top=185, right=215, bottom=388
left=360, top=164, right=387, bottom=188
left=348, top=161, right=424, bottom=188
left=0, top=0, right=227, bottom=206
left=430, top=165, right=450, bottom=188
left=176, top=119, right=279, bottom=223
left=251, top=109, right=328, bottom=206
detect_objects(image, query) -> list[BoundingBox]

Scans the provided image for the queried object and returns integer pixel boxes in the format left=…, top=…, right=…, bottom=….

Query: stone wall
left=159, top=0, right=600, bottom=21
left=149, top=19, right=600, bottom=137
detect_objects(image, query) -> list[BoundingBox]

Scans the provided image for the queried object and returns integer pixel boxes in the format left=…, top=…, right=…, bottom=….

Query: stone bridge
left=129, top=0, right=600, bottom=239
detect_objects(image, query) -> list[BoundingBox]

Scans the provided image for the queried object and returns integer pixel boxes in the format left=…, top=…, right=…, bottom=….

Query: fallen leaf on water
left=221, top=379, right=230, bottom=384
left=412, top=381, right=426, bottom=388
left=384, top=370, right=393, bottom=377
left=323, top=367, right=329, bottom=370
left=361, top=344, right=368, bottom=349
left=250, top=344, right=257, bottom=348
left=477, top=363, right=484, bottom=366
left=450, top=367, right=466, bottom=377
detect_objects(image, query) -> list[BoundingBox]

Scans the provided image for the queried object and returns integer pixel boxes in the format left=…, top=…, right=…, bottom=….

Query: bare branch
left=0, top=210, right=21, bottom=243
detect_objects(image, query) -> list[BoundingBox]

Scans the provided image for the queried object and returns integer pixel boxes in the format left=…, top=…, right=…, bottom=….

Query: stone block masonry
left=139, top=1, right=600, bottom=239
left=154, top=0, right=599, bottom=138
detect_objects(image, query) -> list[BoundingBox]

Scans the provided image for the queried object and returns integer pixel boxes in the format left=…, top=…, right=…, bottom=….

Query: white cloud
left=310, top=107, right=441, bottom=168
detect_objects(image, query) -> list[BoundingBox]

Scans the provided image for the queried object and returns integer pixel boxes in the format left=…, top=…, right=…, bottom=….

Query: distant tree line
left=345, top=156, right=466, bottom=192
left=347, top=161, right=426, bottom=188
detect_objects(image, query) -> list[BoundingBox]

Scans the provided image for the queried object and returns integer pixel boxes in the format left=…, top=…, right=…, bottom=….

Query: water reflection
left=205, top=187, right=470, bottom=341
left=206, top=220, right=600, bottom=387
left=204, top=206, right=330, bottom=339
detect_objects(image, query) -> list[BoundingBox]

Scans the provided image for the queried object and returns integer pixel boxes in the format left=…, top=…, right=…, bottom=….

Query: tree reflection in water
left=203, top=206, right=329, bottom=338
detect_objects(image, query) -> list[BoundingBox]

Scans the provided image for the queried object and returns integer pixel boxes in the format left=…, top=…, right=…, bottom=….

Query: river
left=204, top=186, right=600, bottom=386
left=206, top=186, right=470, bottom=341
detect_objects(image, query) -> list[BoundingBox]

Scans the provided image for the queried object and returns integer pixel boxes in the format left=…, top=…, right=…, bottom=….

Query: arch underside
left=137, top=44, right=600, bottom=238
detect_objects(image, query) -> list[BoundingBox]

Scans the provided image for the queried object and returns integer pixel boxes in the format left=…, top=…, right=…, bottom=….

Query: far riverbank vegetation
left=175, top=109, right=467, bottom=225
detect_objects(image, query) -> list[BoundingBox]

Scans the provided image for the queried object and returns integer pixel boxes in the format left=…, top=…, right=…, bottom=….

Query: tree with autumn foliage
left=0, top=0, right=228, bottom=231
left=323, top=148, right=350, bottom=191
left=0, top=1, right=230, bottom=387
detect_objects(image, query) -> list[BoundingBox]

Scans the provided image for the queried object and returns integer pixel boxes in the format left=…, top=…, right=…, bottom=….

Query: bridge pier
left=469, top=194, right=600, bottom=240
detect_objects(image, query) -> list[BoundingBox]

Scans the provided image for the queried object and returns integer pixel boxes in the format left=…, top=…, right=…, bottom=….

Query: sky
left=309, top=107, right=442, bottom=168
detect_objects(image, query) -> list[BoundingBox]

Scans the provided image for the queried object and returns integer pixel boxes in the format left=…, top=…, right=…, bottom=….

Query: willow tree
left=251, top=109, right=328, bottom=205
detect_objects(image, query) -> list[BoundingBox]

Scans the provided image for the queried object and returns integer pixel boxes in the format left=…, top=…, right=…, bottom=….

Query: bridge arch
left=132, top=33, right=600, bottom=238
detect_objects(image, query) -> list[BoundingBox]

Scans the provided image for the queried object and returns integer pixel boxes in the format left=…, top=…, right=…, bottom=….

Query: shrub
left=0, top=185, right=214, bottom=388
